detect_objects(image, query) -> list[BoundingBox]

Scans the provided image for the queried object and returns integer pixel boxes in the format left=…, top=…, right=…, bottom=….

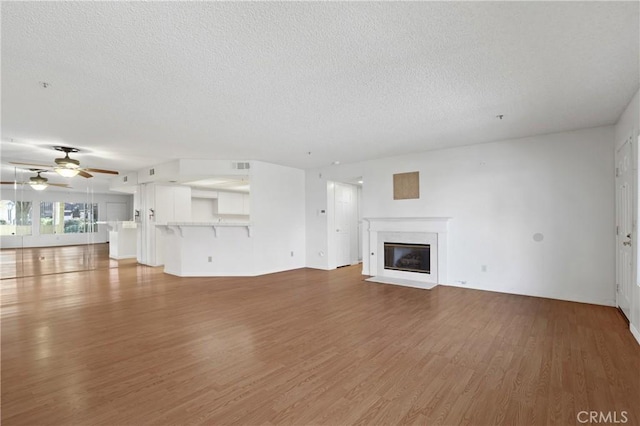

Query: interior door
left=335, top=183, right=353, bottom=267
left=616, top=137, right=633, bottom=320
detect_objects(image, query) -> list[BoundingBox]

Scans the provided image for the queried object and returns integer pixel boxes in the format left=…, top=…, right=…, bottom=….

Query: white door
left=615, top=138, right=633, bottom=320
left=335, top=183, right=353, bottom=267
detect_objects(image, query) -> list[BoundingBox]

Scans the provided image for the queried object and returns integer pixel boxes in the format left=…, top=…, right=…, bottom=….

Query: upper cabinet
left=217, top=192, right=250, bottom=215
left=154, top=185, right=191, bottom=224
left=242, top=194, right=250, bottom=215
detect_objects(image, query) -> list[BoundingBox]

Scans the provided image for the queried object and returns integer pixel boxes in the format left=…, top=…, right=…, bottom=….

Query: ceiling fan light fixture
left=11, top=146, right=117, bottom=179
left=29, top=172, right=49, bottom=190
left=55, top=156, right=80, bottom=168
left=55, top=167, right=80, bottom=177
left=30, top=182, right=49, bottom=191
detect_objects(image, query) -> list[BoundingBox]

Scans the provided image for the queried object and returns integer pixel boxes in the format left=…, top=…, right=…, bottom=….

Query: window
left=40, top=202, right=98, bottom=234
left=64, top=202, right=98, bottom=233
left=39, top=201, right=58, bottom=234
left=0, top=200, right=32, bottom=236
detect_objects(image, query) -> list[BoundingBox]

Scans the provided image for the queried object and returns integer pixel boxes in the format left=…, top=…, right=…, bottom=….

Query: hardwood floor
left=1, top=256, right=638, bottom=425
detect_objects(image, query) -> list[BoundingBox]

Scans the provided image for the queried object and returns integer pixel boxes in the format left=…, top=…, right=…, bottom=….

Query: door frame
left=615, top=134, right=636, bottom=320
left=327, top=180, right=360, bottom=269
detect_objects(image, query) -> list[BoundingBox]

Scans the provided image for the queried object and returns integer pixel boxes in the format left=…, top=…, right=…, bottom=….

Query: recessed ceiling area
left=183, top=177, right=250, bottom=193
left=1, top=2, right=638, bottom=175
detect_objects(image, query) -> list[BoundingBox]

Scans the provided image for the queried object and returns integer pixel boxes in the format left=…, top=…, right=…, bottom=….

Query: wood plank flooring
left=1, top=257, right=639, bottom=425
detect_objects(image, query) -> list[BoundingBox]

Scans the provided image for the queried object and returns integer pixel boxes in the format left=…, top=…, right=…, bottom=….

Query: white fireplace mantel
left=365, top=217, right=451, bottom=233
left=362, top=217, right=451, bottom=289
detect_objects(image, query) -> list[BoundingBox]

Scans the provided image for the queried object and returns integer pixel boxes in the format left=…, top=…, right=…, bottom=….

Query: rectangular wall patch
left=393, top=171, right=419, bottom=200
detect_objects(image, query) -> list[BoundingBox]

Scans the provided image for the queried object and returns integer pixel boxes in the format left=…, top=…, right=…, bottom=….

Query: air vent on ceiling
left=232, top=162, right=250, bottom=170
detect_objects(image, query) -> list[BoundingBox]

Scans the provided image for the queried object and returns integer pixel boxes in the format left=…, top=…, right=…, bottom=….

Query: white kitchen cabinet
left=136, top=183, right=192, bottom=267
left=242, top=194, right=250, bottom=215
left=218, top=192, right=249, bottom=215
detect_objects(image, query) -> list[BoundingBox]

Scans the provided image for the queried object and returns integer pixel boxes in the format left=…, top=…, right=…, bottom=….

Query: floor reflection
left=0, top=243, right=134, bottom=279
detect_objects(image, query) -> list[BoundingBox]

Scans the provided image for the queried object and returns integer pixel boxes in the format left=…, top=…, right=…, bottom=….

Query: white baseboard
left=631, top=323, right=640, bottom=346
left=442, top=281, right=615, bottom=307
left=365, top=276, right=437, bottom=290
left=109, top=255, right=136, bottom=260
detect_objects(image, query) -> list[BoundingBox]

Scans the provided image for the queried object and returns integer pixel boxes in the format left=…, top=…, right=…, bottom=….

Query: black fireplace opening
left=384, top=242, right=430, bottom=274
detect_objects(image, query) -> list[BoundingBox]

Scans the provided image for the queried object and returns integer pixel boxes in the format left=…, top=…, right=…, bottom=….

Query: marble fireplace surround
left=362, top=217, right=450, bottom=290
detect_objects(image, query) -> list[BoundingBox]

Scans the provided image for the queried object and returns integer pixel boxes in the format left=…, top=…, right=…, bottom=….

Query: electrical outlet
left=456, top=280, right=467, bottom=285
left=208, top=256, right=212, bottom=263
left=290, top=251, right=294, bottom=257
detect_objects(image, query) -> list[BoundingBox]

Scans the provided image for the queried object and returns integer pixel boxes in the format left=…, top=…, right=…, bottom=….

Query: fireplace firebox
left=383, top=242, right=430, bottom=274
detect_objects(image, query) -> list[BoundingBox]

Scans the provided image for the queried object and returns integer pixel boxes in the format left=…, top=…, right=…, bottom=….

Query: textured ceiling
left=1, top=1, right=639, bottom=177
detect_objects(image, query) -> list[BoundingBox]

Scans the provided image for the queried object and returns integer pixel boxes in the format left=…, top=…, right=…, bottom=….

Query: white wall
left=250, top=161, right=306, bottom=275
left=614, top=89, right=640, bottom=342
left=162, top=161, right=306, bottom=277
left=306, top=126, right=615, bottom=306
left=306, top=177, right=330, bottom=269
left=163, top=226, right=255, bottom=276
left=0, top=189, right=132, bottom=248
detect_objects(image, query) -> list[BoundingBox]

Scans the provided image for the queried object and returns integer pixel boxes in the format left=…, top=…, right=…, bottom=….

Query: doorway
left=615, top=136, right=634, bottom=320
left=330, top=181, right=360, bottom=268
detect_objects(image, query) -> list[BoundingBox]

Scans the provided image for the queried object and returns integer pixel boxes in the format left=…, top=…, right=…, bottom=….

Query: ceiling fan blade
left=78, top=170, right=93, bottom=178
left=1, top=181, right=69, bottom=188
left=9, top=161, right=53, bottom=169
left=83, top=167, right=119, bottom=175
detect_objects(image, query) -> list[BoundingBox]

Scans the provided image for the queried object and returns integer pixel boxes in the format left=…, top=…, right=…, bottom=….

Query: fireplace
left=384, top=243, right=430, bottom=274
left=363, top=217, right=450, bottom=289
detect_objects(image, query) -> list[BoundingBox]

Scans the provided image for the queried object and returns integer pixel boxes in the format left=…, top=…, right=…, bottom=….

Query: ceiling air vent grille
left=232, top=162, right=250, bottom=170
